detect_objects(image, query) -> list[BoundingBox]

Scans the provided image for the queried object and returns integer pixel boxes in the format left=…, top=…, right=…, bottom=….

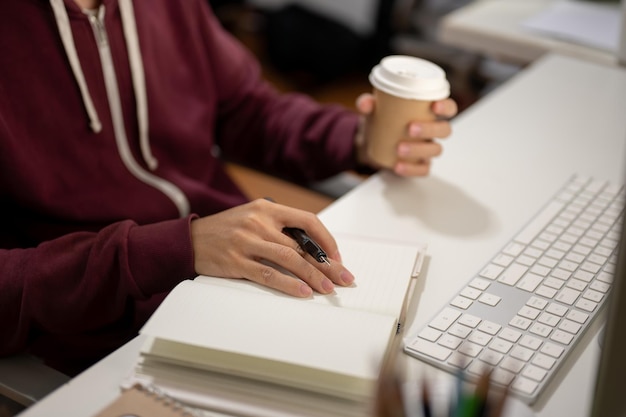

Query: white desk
left=438, top=0, right=619, bottom=66
left=19, top=54, right=626, bottom=417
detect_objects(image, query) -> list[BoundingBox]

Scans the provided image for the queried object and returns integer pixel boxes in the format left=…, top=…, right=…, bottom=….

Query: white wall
left=617, top=0, right=626, bottom=66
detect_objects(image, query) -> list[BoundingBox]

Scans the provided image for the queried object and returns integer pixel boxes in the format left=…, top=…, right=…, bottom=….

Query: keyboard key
left=589, top=280, right=610, bottom=293
left=550, top=330, right=574, bottom=345
left=536, top=285, right=557, bottom=299
left=418, top=327, right=442, bottom=342
left=517, top=255, right=535, bottom=267
left=478, top=321, right=501, bottom=335
left=530, top=264, right=551, bottom=277
left=458, top=314, right=481, bottom=328
left=566, top=310, right=589, bottom=324
left=540, top=342, right=565, bottom=358
left=532, top=353, right=556, bottom=370
left=493, top=253, right=515, bottom=267
left=510, top=346, right=534, bottom=361
left=469, top=277, right=491, bottom=290
left=490, top=338, right=514, bottom=354
left=520, top=335, right=543, bottom=351
left=480, top=349, right=503, bottom=366
left=500, top=356, right=525, bottom=373
left=518, top=306, right=541, bottom=320
left=559, top=319, right=582, bottom=334
left=588, top=253, right=608, bottom=265
left=458, top=342, right=483, bottom=358
left=499, top=328, right=522, bottom=343
left=512, top=377, right=539, bottom=395
left=543, top=277, right=565, bottom=289
left=438, top=334, right=463, bottom=350
left=555, top=287, right=581, bottom=305
left=478, top=293, right=501, bottom=306
left=566, top=279, right=587, bottom=291
left=596, top=271, right=614, bottom=284
left=468, top=331, right=492, bottom=346
left=582, top=289, right=604, bottom=303
left=491, top=368, right=515, bottom=386
left=527, top=296, right=548, bottom=310
left=558, top=260, right=578, bottom=272
left=546, top=248, right=566, bottom=260
left=529, top=323, right=553, bottom=338
left=408, top=339, right=452, bottom=361
left=448, top=324, right=472, bottom=339
left=522, top=365, right=548, bottom=382
left=460, top=287, right=482, bottom=300
left=537, top=312, right=560, bottom=327
left=509, top=316, right=532, bottom=331
left=538, top=255, right=558, bottom=268
left=525, top=247, right=543, bottom=259
left=468, top=361, right=490, bottom=377
left=430, top=307, right=461, bottom=331
left=551, top=268, right=571, bottom=280
left=450, top=296, right=473, bottom=310
left=448, top=353, right=471, bottom=369
left=503, top=242, right=525, bottom=256
left=580, top=261, right=602, bottom=274
left=517, top=273, right=543, bottom=292
left=480, top=264, right=504, bottom=280
left=576, top=298, right=598, bottom=312
left=573, top=270, right=594, bottom=282
left=498, top=264, right=527, bottom=286
left=545, top=303, right=568, bottom=317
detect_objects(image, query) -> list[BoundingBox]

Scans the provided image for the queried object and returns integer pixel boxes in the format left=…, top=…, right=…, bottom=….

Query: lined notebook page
left=194, top=234, right=425, bottom=319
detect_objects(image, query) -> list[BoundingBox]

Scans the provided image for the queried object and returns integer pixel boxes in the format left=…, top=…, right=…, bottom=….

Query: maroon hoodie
left=0, top=0, right=359, bottom=374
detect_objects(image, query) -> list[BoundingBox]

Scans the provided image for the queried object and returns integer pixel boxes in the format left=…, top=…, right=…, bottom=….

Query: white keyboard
left=405, top=175, right=624, bottom=404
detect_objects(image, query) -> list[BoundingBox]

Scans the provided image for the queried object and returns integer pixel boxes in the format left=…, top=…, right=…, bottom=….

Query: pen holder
left=374, top=347, right=510, bottom=417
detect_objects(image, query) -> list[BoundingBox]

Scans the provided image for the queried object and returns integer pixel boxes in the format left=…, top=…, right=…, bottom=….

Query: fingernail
left=394, top=162, right=408, bottom=176
left=408, top=124, right=422, bottom=137
left=340, top=270, right=354, bottom=285
left=322, top=279, right=335, bottom=292
left=300, top=283, right=313, bottom=297
left=398, top=143, right=410, bottom=157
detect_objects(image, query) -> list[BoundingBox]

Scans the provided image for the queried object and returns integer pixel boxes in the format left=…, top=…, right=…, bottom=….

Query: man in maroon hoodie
left=0, top=0, right=457, bottom=375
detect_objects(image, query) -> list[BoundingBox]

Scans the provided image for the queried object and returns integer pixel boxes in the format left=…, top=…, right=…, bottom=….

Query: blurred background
left=207, top=0, right=521, bottom=113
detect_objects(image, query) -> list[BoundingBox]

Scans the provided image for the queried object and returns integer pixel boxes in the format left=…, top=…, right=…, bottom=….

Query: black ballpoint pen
left=282, top=227, right=330, bottom=265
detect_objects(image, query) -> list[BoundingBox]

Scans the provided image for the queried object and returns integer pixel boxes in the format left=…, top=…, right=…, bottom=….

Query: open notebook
left=123, top=234, right=426, bottom=417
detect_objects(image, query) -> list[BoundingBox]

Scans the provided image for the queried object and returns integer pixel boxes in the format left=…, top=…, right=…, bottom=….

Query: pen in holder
left=374, top=341, right=509, bottom=417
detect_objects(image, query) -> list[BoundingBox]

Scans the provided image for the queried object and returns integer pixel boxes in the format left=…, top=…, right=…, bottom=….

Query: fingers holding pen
left=190, top=199, right=355, bottom=298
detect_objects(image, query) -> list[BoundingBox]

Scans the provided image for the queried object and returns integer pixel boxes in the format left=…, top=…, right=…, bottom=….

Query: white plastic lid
left=369, top=55, right=450, bottom=100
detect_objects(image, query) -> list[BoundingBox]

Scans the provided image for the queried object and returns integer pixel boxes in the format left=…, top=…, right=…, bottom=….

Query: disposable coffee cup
left=365, top=55, right=450, bottom=168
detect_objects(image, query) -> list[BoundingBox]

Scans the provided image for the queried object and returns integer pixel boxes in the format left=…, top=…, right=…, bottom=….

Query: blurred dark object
left=263, top=4, right=379, bottom=83
left=208, top=0, right=245, bottom=10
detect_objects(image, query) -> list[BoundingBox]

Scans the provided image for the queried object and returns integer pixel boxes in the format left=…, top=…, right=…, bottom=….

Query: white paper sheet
left=521, top=0, right=621, bottom=52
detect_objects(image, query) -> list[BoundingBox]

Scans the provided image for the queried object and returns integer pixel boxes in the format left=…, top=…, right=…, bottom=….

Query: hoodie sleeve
left=0, top=216, right=196, bottom=356
left=195, top=2, right=362, bottom=183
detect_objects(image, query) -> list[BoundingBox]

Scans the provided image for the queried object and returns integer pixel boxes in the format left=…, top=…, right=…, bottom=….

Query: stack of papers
left=521, top=0, right=622, bottom=52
